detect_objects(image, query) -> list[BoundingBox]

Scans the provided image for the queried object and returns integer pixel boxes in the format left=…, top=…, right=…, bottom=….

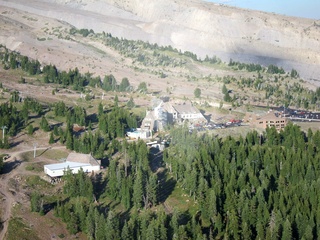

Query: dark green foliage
left=290, top=68, right=299, bottom=78
left=127, top=96, right=135, bottom=108
left=27, top=124, right=34, bottom=135
left=54, top=120, right=320, bottom=239
left=119, top=77, right=130, bottom=91
left=137, top=82, right=147, bottom=93
left=63, top=168, right=93, bottom=199
left=54, top=101, right=67, bottom=117
left=30, top=191, right=43, bottom=213
left=49, top=132, right=54, bottom=144
left=23, top=97, right=43, bottom=115
left=10, top=91, right=20, bottom=102
left=228, top=58, right=263, bottom=72
left=0, top=102, right=24, bottom=138
left=40, top=116, right=50, bottom=132
left=222, top=84, right=228, bottom=94
left=66, top=106, right=87, bottom=127
left=98, top=106, right=137, bottom=138
left=161, top=124, right=320, bottom=239
left=223, top=91, right=232, bottom=102
left=194, top=88, right=201, bottom=98
left=267, top=64, right=285, bottom=74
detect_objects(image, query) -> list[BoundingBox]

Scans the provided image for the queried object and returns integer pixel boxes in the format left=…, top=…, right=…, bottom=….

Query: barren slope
left=0, top=0, right=320, bottom=84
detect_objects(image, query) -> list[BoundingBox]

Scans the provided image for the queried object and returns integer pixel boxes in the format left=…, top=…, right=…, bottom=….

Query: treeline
left=228, top=59, right=289, bottom=75
left=229, top=59, right=264, bottom=72
left=0, top=45, right=133, bottom=92
left=224, top=72, right=320, bottom=109
left=67, top=29, right=222, bottom=67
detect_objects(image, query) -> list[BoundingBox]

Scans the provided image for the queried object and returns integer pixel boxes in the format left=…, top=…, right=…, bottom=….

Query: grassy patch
left=25, top=175, right=53, bottom=190
left=25, top=162, right=44, bottom=172
left=165, top=184, right=198, bottom=215
left=6, top=217, right=41, bottom=240
left=41, top=149, right=69, bottom=160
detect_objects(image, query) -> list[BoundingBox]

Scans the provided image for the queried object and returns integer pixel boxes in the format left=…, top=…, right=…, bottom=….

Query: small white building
left=44, top=153, right=101, bottom=178
left=126, top=128, right=151, bottom=139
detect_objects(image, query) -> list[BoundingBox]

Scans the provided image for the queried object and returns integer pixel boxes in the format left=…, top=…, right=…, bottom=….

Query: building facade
left=244, top=111, right=289, bottom=131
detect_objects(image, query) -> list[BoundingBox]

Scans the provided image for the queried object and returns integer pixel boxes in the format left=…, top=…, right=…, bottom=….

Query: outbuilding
left=44, top=153, right=101, bottom=178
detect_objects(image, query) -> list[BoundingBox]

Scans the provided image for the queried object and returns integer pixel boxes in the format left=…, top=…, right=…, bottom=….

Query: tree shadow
left=157, top=172, right=176, bottom=203
left=1, top=159, right=22, bottom=174
left=51, top=122, right=63, bottom=128
left=10, top=140, right=23, bottom=148
left=36, top=147, right=52, bottom=157
left=149, top=147, right=164, bottom=173
left=92, top=172, right=107, bottom=200
left=87, top=113, right=98, bottom=124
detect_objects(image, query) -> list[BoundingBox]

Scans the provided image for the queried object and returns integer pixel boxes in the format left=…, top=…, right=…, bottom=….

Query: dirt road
left=0, top=146, right=66, bottom=240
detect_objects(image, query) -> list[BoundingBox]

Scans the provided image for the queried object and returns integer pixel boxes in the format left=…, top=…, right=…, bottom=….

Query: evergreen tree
left=127, top=96, right=135, bottom=108
left=194, top=87, right=201, bottom=98
left=40, top=116, right=50, bottom=132
left=27, top=124, right=34, bottom=135
left=49, top=132, right=54, bottom=144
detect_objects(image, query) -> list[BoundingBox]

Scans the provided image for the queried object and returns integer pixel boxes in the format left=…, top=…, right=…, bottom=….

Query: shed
left=44, top=153, right=100, bottom=177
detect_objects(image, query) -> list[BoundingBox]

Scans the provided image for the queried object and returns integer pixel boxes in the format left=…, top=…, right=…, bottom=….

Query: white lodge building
left=44, top=153, right=101, bottom=178
left=170, top=102, right=207, bottom=123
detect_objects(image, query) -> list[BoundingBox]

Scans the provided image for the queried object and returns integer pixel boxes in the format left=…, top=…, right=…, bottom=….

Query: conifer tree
left=49, top=132, right=54, bottom=144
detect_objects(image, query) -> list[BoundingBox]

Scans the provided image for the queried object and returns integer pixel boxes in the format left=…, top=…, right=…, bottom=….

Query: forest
left=30, top=106, right=320, bottom=239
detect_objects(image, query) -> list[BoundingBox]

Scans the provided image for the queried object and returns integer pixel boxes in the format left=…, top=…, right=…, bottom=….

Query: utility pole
left=33, top=142, right=38, bottom=158
left=1, top=126, right=7, bottom=144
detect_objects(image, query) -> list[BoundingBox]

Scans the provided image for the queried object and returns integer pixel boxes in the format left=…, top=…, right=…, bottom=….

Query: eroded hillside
left=0, top=0, right=319, bottom=83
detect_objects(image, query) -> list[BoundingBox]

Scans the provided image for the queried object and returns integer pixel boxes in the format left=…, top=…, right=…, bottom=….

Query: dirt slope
left=0, top=0, right=319, bottom=84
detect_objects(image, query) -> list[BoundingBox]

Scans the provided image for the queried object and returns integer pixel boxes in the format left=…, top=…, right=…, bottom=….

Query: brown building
left=244, top=111, right=289, bottom=131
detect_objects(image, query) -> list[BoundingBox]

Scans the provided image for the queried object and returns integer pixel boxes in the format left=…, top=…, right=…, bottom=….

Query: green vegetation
left=49, top=123, right=320, bottom=239
left=25, top=162, right=43, bottom=172
left=6, top=217, right=41, bottom=240
left=194, top=87, right=201, bottom=98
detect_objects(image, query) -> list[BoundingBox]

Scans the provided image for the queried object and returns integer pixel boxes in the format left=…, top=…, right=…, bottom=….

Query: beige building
left=168, top=102, right=207, bottom=124
left=244, top=111, right=289, bottom=131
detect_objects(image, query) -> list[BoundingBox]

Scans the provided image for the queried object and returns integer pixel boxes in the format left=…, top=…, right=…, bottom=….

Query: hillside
left=1, top=1, right=320, bottom=239
left=0, top=0, right=320, bottom=84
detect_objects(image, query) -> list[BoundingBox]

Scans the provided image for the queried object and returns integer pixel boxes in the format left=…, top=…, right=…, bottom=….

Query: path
left=0, top=145, right=66, bottom=240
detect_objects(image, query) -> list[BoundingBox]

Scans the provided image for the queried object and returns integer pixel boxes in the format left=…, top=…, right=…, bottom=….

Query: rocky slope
left=0, top=0, right=320, bottom=82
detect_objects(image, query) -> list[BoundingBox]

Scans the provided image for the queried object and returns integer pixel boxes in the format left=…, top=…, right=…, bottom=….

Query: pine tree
left=133, top=170, right=144, bottom=209
left=121, top=221, right=132, bottom=240
left=281, top=219, right=292, bottom=240
left=49, top=132, right=54, bottom=144
left=66, top=131, right=73, bottom=150
left=27, top=124, right=34, bottom=135
left=40, top=116, right=50, bottom=132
